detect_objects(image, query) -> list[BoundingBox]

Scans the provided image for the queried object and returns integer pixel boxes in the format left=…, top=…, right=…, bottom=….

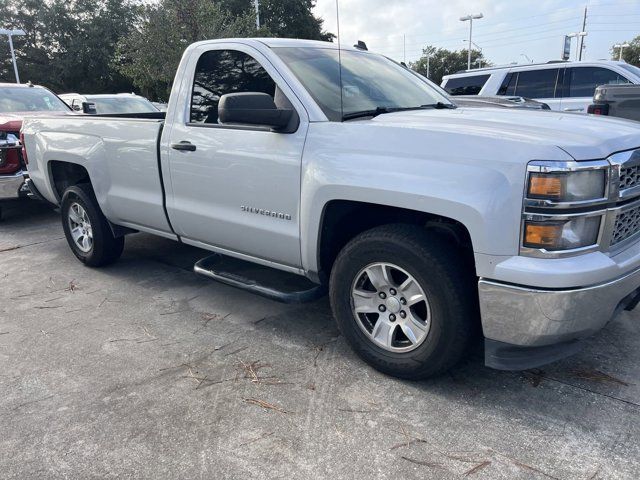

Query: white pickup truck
left=22, top=39, right=640, bottom=379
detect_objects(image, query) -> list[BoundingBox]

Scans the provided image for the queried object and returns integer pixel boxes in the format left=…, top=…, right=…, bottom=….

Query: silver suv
left=442, top=60, right=640, bottom=113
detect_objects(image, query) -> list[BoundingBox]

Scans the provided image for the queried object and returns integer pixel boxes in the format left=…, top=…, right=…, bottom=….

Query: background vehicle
left=152, top=102, right=168, bottom=112
left=453, top=95, right=550, bottom=110
left=59, top=93, right=159, bottom=115
left=22, top=39, right=640, bottom=379
left=442, top=60, right=640, bottom=113
left=0, top=82, right=70, bottom=218
left=588, top=84, right=640, bottom=122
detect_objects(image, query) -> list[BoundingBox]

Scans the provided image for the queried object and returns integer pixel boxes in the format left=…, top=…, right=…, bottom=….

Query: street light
left=463, top=39, right=483, bottom=69
left=0, top=28, right=26, bottom=84
left=254, top=0, right=260, bottom=29
left=614, top=43, right=631, bottom=61
left=567, top=32, right=587, bottom=61
left=460, top=13, right=483, bottom=70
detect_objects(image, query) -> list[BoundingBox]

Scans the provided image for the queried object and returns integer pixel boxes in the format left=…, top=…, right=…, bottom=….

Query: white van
left=441, top=60, right=640, bottom=113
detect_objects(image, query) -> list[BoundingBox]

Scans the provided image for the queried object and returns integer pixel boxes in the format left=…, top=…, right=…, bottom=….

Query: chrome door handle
left=171, top=141, right=196, bottom=152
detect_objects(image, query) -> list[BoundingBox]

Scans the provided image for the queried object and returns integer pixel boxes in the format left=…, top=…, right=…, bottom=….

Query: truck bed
left=23, top=114, right=173, bottom=236
left=590, top=84, right=640, bottom=122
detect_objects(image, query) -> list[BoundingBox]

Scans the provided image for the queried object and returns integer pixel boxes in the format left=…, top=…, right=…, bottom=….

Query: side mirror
left=82, top=102, right=97, bottom=114
left=218, top=92, right=292, bottom=130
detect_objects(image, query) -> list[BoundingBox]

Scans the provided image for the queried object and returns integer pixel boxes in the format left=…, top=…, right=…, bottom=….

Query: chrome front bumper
left=0, top=170, right=26, bottom=200
left=479, top=267, right=640, bottom=369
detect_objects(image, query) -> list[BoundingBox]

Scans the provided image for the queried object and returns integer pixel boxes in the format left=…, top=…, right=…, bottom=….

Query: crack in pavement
left=0, top=236, right=65, bottom=253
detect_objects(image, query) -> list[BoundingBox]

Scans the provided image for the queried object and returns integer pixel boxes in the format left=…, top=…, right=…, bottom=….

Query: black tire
left=60, top=184, right=124, bottom=267
left=329, top=224, right=477, bottom=379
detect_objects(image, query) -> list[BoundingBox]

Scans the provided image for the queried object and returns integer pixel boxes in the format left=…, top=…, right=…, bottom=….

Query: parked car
left=0, top=82, right=71, bottom=218
left=22, top=38, right=640, bottom=379
left=442, top=60, right=640, bottom=113
left=453, top=95, right=550, bottom=110
left=152, top=102, right=168, bottom=112
left=59, top=93, right=160, bottom=115
left=587, top=83, right=640, bottom=122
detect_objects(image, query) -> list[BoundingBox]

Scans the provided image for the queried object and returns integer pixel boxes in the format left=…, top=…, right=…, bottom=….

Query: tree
left=410, top=46, right=488, bottom=85
left=0, top=0, right=334, bottom=98
left=114, top=0, right=257, bottom=100
left=610, top=35, right=640, bottom=67
left=0, top=0, right=138, bottom=93
left=219, top=0, right=334, bottom=41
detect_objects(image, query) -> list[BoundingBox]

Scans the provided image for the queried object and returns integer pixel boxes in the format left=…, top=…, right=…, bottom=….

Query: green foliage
left=610, top=35, right=640, bottom=67
left=0, top=0, right=333, bottom=100
left=114, top=0, right=257, bottom=100
left=219, top=0, right=334, bottom=41
left=410, top=46, right=488, bottom=86
left=0, top=0, right=138, bottom=93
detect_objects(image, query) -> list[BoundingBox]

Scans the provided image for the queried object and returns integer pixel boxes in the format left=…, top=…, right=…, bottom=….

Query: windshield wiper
left=342, top=106, right=394, bottom=121
left=342, top=103, right=456, bottom=121
left=422, top=102, right=457, bottom=109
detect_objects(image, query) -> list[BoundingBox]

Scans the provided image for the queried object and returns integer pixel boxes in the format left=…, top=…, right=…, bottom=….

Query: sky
left=312, top=0, right=640, bottom=66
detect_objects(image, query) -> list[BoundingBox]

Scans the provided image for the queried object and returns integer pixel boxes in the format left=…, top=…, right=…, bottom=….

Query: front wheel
left=329, top=224, right=477, bottom=379
left=61, top=184, right=124, bottom=267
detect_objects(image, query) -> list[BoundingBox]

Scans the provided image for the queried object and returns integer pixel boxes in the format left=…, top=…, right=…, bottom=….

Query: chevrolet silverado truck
left=22, top=39, right=640, bottom=379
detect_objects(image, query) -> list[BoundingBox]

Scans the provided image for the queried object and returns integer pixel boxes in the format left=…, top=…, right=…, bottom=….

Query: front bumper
left=479, top=266, right=640, bottom=370
left=0, top=170, right=26, bottom=200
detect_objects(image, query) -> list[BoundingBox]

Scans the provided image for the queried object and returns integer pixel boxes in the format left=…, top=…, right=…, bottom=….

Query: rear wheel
left=61, top=184, right=124, bottom=267
left=329, top=224, right=477, bottom=379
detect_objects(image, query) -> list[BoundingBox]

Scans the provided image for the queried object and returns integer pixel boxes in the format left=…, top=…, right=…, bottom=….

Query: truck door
left=164, top=44, right=308, bottom=269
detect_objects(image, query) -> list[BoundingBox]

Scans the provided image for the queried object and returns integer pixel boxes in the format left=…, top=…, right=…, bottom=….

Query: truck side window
left=443, top=74, right=490, bottom=95
left=513, top=69, right=559, bottom=99
left=190, top=49, right=277, bottom=124
left=566, top=67, right=631, bottom=98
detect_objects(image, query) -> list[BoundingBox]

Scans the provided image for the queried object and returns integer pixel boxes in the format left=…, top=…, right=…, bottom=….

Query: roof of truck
left=191, top=37, right=360, bottom=52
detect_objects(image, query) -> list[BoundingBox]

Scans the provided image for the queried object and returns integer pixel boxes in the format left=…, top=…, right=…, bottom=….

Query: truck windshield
left=0, top=86, right=69, bottom=113
left=88, top=97, right=159, bottom=114
left=274, top=47, right=453, bottom=121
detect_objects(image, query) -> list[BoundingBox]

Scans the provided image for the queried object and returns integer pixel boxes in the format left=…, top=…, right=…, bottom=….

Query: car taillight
left=587, top=104, right=609, bottom=116
left=19, top=132, right=28, bottom=165
left=0, top=146, right=21, bottom=174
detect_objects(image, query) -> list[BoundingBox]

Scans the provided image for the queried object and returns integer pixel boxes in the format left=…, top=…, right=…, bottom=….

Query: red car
left=0, top=82, right=71, bottom=219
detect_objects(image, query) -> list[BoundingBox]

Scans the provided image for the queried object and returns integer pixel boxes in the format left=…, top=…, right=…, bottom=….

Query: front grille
left=619, top=163, right=640, bottom=193
left=612, top=203, right=640, bottom=246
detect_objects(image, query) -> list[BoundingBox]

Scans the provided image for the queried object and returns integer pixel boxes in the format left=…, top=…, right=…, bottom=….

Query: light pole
left=567, top=32, right=587, bottom=61
left=614, top=43, right=630, bottom=61
left=0, top=28, right=26, bottom=84
left=254, top=0, right=260, bottom=29
left=460, top=13, right=483, bottom=70
left=463, top=39, right=483, bottom=68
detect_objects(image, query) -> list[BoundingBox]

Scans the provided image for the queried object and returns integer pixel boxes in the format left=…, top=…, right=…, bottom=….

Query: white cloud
left=313, top=0, right=640, bottom=65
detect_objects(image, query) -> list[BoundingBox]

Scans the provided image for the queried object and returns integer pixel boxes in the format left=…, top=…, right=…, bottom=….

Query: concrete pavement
left=1, top=201, right=639, bottom=479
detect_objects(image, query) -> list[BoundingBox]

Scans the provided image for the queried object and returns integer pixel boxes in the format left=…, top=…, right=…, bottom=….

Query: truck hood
left=371, top=107, right=640, bottom=160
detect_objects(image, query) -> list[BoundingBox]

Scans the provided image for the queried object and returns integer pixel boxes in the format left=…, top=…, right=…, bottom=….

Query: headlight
left=527, top=170, right=606, bottom=203
left=523, top=215, right=601, bottom=251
